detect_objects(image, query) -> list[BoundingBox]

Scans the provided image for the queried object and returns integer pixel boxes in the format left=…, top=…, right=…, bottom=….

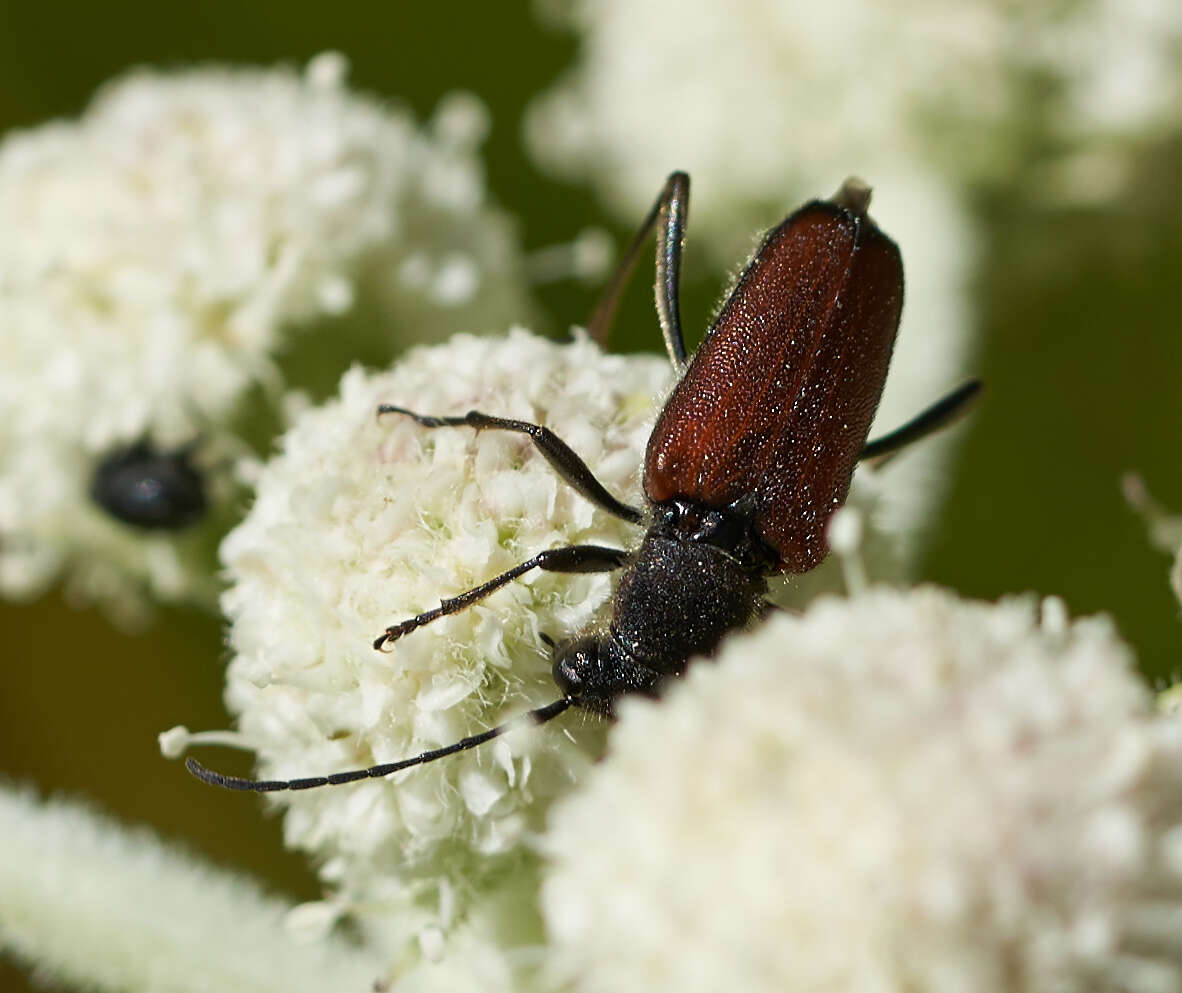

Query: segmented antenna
left=186, top=697, right=573, bottom=792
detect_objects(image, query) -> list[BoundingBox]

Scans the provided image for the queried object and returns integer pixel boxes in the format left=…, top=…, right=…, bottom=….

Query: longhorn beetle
left=188, top=172, right=979, bottom=792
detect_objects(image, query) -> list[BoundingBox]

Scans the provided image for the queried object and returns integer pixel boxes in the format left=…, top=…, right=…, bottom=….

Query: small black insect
left=91, top=439, right=207, bottom=530
left=188, top=173, right=979, bottom=792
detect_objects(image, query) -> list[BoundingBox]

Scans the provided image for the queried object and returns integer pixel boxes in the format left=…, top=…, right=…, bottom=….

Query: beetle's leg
left=379, top=405, right=644, bottom=524
left=374, top=544, right=630, bottom=649
left=860, top=380, right=982, bottom=465
left=586, top=171, right=691, bottom=370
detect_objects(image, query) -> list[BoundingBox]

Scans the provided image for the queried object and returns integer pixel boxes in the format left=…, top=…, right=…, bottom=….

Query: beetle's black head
left=551, top=637, right=617, bottom=717
left=551, top=634, right=668, bottom=718
left=91, top=440, right=207, bottom=530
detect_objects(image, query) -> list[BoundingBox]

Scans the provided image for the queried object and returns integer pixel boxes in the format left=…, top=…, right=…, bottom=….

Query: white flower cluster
left=201, top=329, right=926, bottom=983
left=215, top=330, right=669, bottom=975
left=0, top=54, right=531, bottom=618
left=543, top=588, right=1182, bottom=993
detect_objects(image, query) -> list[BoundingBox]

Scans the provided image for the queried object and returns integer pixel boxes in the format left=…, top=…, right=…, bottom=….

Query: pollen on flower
left=0, top=55, right=531, bottom=618
left=542, top=587, right=1182, bottom=993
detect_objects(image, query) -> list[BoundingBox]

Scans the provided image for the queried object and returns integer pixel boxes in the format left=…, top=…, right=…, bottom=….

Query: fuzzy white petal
left=543, top=588, right=1182, bottom=993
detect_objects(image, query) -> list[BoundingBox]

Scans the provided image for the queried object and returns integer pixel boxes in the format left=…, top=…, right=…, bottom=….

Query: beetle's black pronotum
left=91, top=439, right=207, bottom=531
left=188, top=172, right=979, bottom=792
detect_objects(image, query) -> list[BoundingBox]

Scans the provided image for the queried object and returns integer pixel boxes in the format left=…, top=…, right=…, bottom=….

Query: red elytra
left=645, top=198, right=903, bottom=572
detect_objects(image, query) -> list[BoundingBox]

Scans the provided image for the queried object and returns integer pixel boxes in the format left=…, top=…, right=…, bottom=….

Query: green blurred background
left=1, top=3, right=1179, bottom=990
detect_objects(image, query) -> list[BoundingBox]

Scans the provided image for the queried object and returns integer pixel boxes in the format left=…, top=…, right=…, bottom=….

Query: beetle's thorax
left=552, top=497, right=773, bottom=716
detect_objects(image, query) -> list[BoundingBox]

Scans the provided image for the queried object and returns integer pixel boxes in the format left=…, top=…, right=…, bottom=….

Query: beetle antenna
left=185, top=697, right=574, bottom=792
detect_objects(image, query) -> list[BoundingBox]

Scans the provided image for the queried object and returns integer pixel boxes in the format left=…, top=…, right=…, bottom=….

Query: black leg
left=860, top=380, right=982, bottom=463
left=374, top=543, right=630, bottom=649
left=379, top=405, right=645, bottom=524
left=586, top=171, right=691, bottom=370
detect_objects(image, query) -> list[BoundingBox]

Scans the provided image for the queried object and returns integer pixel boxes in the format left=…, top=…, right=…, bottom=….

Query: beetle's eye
left=552, top=653, right=586, bottom=696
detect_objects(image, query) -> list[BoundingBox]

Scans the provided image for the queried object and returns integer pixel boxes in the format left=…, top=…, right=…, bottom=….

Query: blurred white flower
left=0, top=53, right=532, bottom=619
left=543, top=588, right=1182, bottom=993
left=175, top=328, right=931, bottom=981
left=1124, top=473, right=1182, bottom=610
left=0, top=783, right=384, bottom=993
left=1160, top=684, right=1182, bottom=716
left=528, top=0, right=1182, bottom=219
